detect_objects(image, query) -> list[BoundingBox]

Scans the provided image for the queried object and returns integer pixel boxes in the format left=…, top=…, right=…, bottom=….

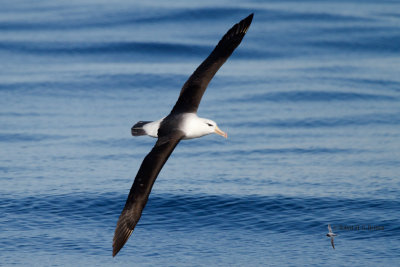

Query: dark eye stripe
left=207, top=123, right=213, bottom=126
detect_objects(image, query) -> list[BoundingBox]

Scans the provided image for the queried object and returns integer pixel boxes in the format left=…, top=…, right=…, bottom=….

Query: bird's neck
left=180, top=113, right=210, bottom=139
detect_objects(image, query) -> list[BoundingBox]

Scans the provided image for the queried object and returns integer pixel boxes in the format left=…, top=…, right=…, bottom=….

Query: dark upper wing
left=112, top=133, right=183, bottom=257
left=170, top=13, right=253, bottom=114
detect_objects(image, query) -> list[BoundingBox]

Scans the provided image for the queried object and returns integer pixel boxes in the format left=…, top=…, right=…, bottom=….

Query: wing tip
left=216, top=12, right=254, bottom=51
left=112, top=227, right=133, bottom=257
left=229, top=13, right=254, bottom=39
left=241, top=13, right=254, bottom=34
left=112, top=213, right=134, bottom=257
left=245, top=13, right=254, bottom=24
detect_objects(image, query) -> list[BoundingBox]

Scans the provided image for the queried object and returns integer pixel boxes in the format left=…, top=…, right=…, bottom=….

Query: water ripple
left=232, top=112, right=400, bottom=128
left=0, top=133, right=66, bottom=142
left=1, top=192, right=397, bottom=235
left=231, top=91, right=397, bottom=103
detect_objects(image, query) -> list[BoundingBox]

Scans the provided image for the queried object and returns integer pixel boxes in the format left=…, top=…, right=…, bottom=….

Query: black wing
left=170, top=13, right=253, bottom=114
left=113, top=133, right=183, bottom=257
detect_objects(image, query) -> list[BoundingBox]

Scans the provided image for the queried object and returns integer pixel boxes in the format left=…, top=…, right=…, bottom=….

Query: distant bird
left=112, top=14, right=254, bottom=257
left=326, top=224, right=337, bottom=249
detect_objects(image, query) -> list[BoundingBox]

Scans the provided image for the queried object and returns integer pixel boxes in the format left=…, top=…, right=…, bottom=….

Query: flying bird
left=326, top=224, right=338, bottom=249
left=113, top=13, right=254, bottom=257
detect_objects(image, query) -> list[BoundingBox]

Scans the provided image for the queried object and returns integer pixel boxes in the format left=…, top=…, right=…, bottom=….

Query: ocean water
left=1, top=0, right=400, bottom=266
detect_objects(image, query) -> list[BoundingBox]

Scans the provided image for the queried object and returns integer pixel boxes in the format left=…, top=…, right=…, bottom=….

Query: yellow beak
left=214, top=126, right=228, bottom=138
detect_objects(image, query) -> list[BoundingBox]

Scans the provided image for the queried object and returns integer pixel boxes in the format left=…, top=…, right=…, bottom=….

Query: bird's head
left=202, top=119, right=227, bottom=138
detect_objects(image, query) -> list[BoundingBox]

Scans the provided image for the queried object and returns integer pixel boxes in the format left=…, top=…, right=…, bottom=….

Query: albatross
left=113, top=13, right=253, bottom=256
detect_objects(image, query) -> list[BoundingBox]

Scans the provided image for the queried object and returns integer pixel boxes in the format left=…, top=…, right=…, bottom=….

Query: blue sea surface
left=1, top=0, right=400, bottom=266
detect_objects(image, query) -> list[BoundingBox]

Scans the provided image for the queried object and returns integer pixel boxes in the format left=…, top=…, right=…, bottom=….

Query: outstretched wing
left=113, top=133, right=183, bottom=257
left=331, top=237, right=335, bottom=249
left=170, top=13, right=253, bottom=114
left=328, top=224, right=332, bottom=233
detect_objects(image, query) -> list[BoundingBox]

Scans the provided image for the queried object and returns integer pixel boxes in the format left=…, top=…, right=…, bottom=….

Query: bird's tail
left=131, top=121, right=152, bottom=136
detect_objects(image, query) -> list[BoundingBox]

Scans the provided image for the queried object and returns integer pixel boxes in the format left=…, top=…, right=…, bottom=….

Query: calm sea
left=1, top=0, right=400, bottom=266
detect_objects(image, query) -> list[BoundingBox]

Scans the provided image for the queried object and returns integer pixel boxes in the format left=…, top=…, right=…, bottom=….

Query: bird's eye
left=207, top=123, right=213, bottom=127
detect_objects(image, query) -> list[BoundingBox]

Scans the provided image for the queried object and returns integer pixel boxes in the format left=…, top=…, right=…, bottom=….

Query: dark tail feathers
left=131, top=121, right=152, bottom=136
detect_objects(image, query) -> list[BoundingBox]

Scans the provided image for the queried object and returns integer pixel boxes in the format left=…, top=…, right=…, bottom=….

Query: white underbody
left=142, top=113, right=217, bottom=139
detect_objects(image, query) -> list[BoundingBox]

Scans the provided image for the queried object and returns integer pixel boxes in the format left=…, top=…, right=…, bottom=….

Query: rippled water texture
left=1, top=0, right=400, bottom=266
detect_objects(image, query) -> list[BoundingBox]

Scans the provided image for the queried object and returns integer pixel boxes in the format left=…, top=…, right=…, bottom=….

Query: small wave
left=0, top=7, right=253, bottom=31
left=141, top=7, right=371, bottom=24
left=232, top=112, right=400, bottom=128
left=136, top=7, right=254, bottom=23
left=331, top=77, right=400, bottom=92
left=310, top=35, right=400, bottom=54
left=0, top=133, right=66, bottom=142
left=0, top=111, right=53, bottom=117
left=0, top=73, right=187, bottom=92
left=231, top=91, right=397, bottom=103
left=83, top=138, right=137, bottom=148
left=0, top=40, right=264, bottom=62
left=315, top=25, right=399, bottom=35
left=1, top=192, right=397, bottom=235
left=0, top=5, right=370, bottom=34
left=0, top=41, right=208, bottom=57
left=181, top=147, right=363, bottom=158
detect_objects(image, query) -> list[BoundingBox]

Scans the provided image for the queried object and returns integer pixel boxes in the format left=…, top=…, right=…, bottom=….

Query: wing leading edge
left=171, top=13, right=253, bottom=114
left=113, top=135, right=182, bottom=256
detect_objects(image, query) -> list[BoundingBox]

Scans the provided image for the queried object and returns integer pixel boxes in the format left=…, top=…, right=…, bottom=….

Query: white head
left=200, top=118, right=228, bottom=138
left=183, top=115, right=227, bottom=139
